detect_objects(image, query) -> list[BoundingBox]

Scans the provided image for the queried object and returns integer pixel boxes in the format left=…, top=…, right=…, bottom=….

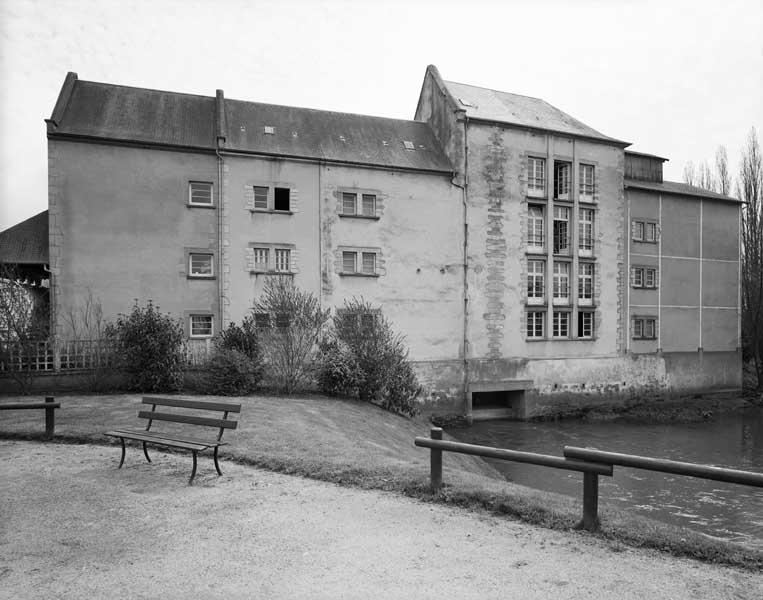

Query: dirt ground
left=1, top=440, right=760, bottom=600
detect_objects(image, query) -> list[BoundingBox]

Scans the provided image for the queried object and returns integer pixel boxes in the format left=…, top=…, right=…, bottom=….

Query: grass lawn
left=1, top=392, right=761, bottom=570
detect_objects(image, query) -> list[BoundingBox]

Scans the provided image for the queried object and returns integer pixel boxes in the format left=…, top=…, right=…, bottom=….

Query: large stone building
left=43, top=65, right=742, bottom=418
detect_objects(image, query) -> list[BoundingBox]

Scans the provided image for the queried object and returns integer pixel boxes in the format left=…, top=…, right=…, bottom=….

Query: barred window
left=190, top=314, right=213, bottom=337
left=189, top=181, right=213, bottom=206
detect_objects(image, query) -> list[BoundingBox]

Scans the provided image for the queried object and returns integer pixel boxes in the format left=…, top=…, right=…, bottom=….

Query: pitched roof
left=442, top=79, right=628, bottom=146
left=625, top=179, right=741, bottom=203
left=48, top=75, right=453, bottom=174
left=0, top=211, right=49, bottom=265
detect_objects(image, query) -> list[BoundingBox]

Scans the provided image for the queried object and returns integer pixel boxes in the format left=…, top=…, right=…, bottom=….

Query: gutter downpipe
left=216, top=142, right=224, bottom=335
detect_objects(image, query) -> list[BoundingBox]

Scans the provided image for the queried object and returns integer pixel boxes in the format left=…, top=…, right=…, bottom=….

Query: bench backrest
left=139, top=396, right=242, bottom=442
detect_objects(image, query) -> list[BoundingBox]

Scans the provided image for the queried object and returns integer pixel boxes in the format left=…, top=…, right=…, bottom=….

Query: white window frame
left=274, top=249, right=291, bottom=273
left=578, top=208, right=594, bottom=256
left=527, top=311, right=545, bottom=339
left=553, top=261, right=570, bottom=305
left=189, top=181, right=213, bottom=206
left=553, top=206, right=571, bottom=255
left=552, top=311, right=570, bottom=339
left=645, top=222, right=658, bottom=243
left=527, top=205, right=545, bottom=252
left=189, top=253, right=214, bottom=278
left=645, top=268, right=657, bottom=289
left=527, top=157, right=546, bottom=197
left=527, top=260, right=545, bottom=305
left=554, top=162, right=571, bottom=200
left=578, top=311, right=593, bottom=339
left=632, top=317, right=657, bottom=340
left=578, top=263, right=593, bottom=305
left=632, top=220, right=645, bottom=241
left=579, top=164, right=595, bottom=200
left=190, top=314, right=213, bottom=338
left=252, top=247, right=269, bottom=272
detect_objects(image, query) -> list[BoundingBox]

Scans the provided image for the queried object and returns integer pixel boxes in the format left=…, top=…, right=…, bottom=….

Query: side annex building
left=44, top=65, right=742, bottom=418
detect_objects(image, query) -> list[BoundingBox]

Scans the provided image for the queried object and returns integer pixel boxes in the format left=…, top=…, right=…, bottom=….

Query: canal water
left=446, top=407, right=763, bottom=549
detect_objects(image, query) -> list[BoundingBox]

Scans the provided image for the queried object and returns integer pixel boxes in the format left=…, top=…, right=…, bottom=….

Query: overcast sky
left=1, top=0, right=761, bottom=231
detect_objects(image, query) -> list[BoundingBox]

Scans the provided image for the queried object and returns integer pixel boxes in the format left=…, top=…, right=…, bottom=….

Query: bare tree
left=715, top=146, right=731, bottom=196
left=62, top=288, right=112, bottom=391
left=738, top=127, right=763, bottom=392
left=0, top=262, right=49, bottom=394
left=683, top=161, right=697, bottom=187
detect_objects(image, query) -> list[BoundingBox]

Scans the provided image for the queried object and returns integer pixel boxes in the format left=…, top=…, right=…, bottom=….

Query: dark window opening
left=274, top=187, right=290, bottom=211
left=472, top=390, right=525, bottom=415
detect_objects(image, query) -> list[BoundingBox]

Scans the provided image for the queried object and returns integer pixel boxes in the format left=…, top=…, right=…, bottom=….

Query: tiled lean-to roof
left=47, top=73, right=454, bottom=174
left=0, top=210, right=48, bottom=265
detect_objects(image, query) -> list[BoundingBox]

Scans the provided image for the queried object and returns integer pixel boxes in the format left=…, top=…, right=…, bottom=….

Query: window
left=527, top=157, right=545, bottom=197
left=632, top=317, right=657, bottom=340
left=189, top=181, right=213, bottom=206
left=527, top=311, right=545, bottom=338
left=553, top=311, right=570, bottom=338
left=254, top=186, right=269, bottom=210
left=361, top=194, right=376, bottom=217
left=579, top=164, right=595, bottom=199
left=554, top=162, right=571, bottom=200
left=274, top=187, right=290, bottom=212
left=254, top=313, right=271, bottom=329
left=362, top=252, right=376, bottom=275
left=632, top=220, right=658, bottom=243
left=190, top=314, right=213, bottom=338
left=252, top=248, right=269, bottom=272
left=527, top=205, right=544, bottom=251
left=274, top=249, right=291, bottom=272
left=189, top=253, right=213, bottom=277
left=275, top=313, right=290, bottom=328
left=342, top=193, right=357, bottom=215
left=553, top=206, right=570, bottom=254
left=527, top=260, right=545, bottom=304
left=343, top=251, right=357, bottom=273
left=553, top=261, right=570, bottom=304
left=579, top=208, right=594, bottom=254
left=578, top=263, right=593, bottom=304
left=631, top=266, right=658, bottom=289
left=578, top=311, right=593, bottom=339
left=403, top=140, right=415, bottom=150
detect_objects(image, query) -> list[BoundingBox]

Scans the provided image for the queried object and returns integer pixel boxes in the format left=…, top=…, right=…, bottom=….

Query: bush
left=253, top=276, right=330, bottom=393
left=105, top=300, right=185, bottom=392
left=216, top=315, right=264, bottom=382
left=318, top=298, right=421, bottom=417
left=198, top=348, right=259, bottom=396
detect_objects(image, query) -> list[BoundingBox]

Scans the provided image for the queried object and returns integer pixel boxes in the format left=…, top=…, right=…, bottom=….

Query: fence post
left=580, top=472, right=600, bottom=531
left=44, top=396, right=56, bottom=438
left=430, top=427, right=443, bottom=491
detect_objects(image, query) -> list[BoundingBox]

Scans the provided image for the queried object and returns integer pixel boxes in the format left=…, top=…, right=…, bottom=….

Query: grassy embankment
left=1, top=392, right=760, bottom=571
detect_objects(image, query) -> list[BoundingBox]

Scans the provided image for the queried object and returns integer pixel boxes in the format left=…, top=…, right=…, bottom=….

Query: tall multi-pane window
left=553, top=261, right=570, bottom=304
left=554, top=162, right=571, bottom=200
left=527, top=260, right=545, bottom=304
left=274, top=249, right=291, bottom=272
left=579, top=208, right=594, bottom=255
left=578, top=311, right=593, bottom=339
left=553, top=207, right=570, bottom=255
left=527, top=311, right=545, bottom=338
left=342, top=192, right=357, bottom=215
left=578, top=263, right=594, bottom=305
left=253, top=248, right=269, bottom=271
left=553, top=311, right=570, bottom=338
left=527, top=157, right=546, bottom=197
left=527, top=205, right=544, bottom=251
left=579, top=164, right=594, bottom=199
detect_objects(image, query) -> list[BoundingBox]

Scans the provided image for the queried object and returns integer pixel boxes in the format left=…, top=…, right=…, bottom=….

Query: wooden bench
left=0, top=396, right=60, bottom=437
left=104, top=396, right=242, bottom=484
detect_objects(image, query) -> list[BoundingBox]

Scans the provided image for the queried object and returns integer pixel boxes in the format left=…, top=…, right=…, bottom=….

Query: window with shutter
left=253, top=186, right=269, bottom=210
left=343, top=251, right=357, bottom=273
left=342, top=193, right=357, bottom=215
left=361, top=252, right=376, bottom=275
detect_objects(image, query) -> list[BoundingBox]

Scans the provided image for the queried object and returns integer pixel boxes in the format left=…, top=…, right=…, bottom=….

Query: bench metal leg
left=118, top=438, right=126, bottom=468
left=213, top=446, right=222, bottom=476
left=142, top=441, right=152, bottom=464
left=189, top=451, right=198, bottom=485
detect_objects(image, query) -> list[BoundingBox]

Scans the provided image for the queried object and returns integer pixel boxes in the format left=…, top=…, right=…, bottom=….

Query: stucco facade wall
left=49, top=140, right=219, bottom=338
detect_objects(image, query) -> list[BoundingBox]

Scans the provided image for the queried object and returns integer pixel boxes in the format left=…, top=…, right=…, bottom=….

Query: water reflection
left=447, top=407, right=763, bottom=549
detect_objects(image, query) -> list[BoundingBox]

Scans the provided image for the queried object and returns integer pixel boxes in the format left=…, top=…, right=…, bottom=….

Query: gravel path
left=1, top=440, right=760, bottom=599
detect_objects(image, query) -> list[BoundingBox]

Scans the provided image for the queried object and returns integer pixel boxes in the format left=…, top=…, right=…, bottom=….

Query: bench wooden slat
left=108, top=429, right=226, bottom=448
left=0, top=402, right=61, bottom=410
left=104, top=430, right=209, bottom=451
left=138, top=411, right=238, bottom=429
left=142, top=397, right=242, bottom=413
